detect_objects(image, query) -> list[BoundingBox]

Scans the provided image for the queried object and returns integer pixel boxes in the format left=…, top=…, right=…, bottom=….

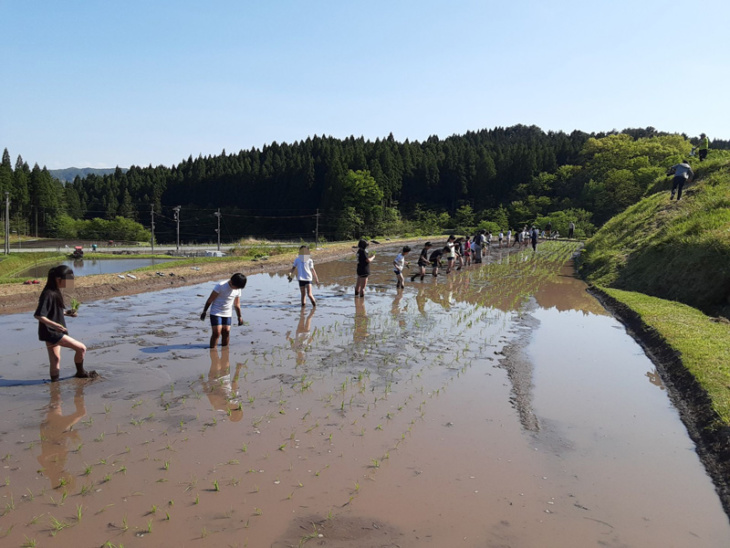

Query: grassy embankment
left=0, top=252, right=66, bottom=284
left=580, top=150, right=730, bottom=425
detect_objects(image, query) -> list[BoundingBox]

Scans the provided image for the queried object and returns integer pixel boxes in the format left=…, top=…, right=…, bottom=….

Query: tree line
left=1, top=125, right=721, bottom=243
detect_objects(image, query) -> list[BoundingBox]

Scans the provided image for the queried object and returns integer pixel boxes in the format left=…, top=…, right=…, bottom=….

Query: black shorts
left=298, top=280, right=312, bottom=288
left=40, top=330, right=65, bottom=345
left=210, top=315, right=232, bottom=327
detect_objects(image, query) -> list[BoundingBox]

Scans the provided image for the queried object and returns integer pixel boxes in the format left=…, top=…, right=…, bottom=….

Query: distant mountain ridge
left=49, top=167, right=127, bottom=182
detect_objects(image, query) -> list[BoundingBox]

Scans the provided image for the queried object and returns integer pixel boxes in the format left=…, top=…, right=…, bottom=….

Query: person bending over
left=201, top=273, right=247, bottom=347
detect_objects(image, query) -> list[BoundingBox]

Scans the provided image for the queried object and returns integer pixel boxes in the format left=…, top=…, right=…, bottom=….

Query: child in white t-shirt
left=288, top=246, right=319, bottom=307
left=393, top=246, right=411, bottom=289
left=201, top=273, right=247, bottom=348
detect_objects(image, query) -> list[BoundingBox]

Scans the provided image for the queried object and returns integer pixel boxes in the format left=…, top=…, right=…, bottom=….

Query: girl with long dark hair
left=34, top=265, right=93, bottom=382
left=355, top=240, right=374, bottom=297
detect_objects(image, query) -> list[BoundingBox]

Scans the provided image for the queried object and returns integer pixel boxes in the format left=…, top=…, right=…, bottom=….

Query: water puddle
left=16, top=257, right=176, bottom=278
left=0, top=242, right=728, bottom=546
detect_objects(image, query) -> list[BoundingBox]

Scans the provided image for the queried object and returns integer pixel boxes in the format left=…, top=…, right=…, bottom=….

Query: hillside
left=49, top=166, right=125, bottom=182
left=580, top=151, right=730, bottom=317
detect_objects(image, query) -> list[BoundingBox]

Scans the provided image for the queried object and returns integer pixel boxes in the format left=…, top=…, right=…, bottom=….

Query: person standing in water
left=393, top=246, right=411, bottom=289
left=201, top=273, right=247, bottom=347
left=430, top=246, right=446, bottom=276
left=34, top=265, right=94, bottom=382
left=288, top=245, right=319, bottom=307
left=445, top=235, right=456, bottom=273
left=355, top=240, right=374, bottom=297
left=411, top=241, right=432, bottom=281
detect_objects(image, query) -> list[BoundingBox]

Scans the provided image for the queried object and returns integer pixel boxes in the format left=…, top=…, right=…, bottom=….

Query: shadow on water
left=140, top=343, right=210, bottom=353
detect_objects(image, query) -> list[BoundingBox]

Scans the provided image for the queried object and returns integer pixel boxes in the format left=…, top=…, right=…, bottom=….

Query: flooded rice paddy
left=17, top=258, right=176, bottom=279
left=1, top=241, right=728, bottom=547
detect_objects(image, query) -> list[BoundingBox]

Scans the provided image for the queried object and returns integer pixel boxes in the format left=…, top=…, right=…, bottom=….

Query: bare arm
left=234, top=296, right=243, bottom=326
left=201, top=290, right=219, bottom=320
left=35, top=314, right=67, bottom=334
left=311, top=266, right=319, bottom=284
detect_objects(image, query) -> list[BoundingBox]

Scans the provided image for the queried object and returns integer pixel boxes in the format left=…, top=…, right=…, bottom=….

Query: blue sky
left=2, top=0, right=728, bottom=169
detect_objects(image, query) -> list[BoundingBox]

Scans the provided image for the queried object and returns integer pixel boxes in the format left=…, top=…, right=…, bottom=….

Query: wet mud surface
left=1, top=242, right=729, bottom=547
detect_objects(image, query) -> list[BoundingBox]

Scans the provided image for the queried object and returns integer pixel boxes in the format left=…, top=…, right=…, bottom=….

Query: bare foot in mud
left=75, top=370, right=99, bottom=379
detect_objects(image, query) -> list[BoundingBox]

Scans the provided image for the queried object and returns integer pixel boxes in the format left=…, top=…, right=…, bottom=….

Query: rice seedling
left=146, top=519, right=153, bottom=533
left=253, top=507, right=263, bottom=516
left=76, top=504, right=83, bottom=522
left=21, top=537, right=37, bottom=547
left=27, top=513, right=44, bottom=525
left=3, top=493, right=15, bottom=513
left=213, top=479, right=220, bottom=492
left=48, top=514, right=70, bottom=535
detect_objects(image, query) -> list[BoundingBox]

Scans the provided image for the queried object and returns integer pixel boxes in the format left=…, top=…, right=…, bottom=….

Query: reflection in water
left=204, top=347, right=243, bottom=422
left=533, top=264, right=608, bottom=316
left=390, top=290, right=409, bottom=329
left=645, top=368, right=665, bottom=390
left=37, top=383, right=86, bottom=489
left=354, top=298, right=369, bottom=343
left=286, top=308, right=315, bottom=366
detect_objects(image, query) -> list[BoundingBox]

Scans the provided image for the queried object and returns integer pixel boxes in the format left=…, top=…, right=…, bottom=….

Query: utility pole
left=150, top=205, right=155, bottom=253
left=173, top=206, right=181, bottom=253
left=315, top=208, right=320, bottom=249
left=214, top=208, right=221, bottom=251
left=4, top=192, right=9, bottom=255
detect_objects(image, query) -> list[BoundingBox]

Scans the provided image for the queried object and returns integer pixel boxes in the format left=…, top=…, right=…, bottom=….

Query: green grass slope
left=580, top=151, right=730, bottom=316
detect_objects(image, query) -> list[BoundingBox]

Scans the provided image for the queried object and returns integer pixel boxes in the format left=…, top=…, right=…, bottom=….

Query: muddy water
left=1, top=242, right=728, bottom=547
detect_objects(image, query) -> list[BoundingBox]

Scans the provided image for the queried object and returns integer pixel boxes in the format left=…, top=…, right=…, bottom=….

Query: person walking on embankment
left=667, top=160, right=694, bottom=201
left=696, top=133, right=710, bottom=162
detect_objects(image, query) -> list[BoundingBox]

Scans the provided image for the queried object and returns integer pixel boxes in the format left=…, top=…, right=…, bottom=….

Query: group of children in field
left=34, top=231, right=543, bottom=381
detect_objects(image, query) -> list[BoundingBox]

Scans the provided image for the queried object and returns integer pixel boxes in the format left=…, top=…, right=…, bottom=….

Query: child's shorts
left=210, top=315, right=232, bottom=327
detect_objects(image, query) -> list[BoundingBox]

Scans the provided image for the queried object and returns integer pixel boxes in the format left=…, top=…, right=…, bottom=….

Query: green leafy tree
left=454, top=204, right=475, bottom=231
left=342, top=170, right=384, bottom=237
